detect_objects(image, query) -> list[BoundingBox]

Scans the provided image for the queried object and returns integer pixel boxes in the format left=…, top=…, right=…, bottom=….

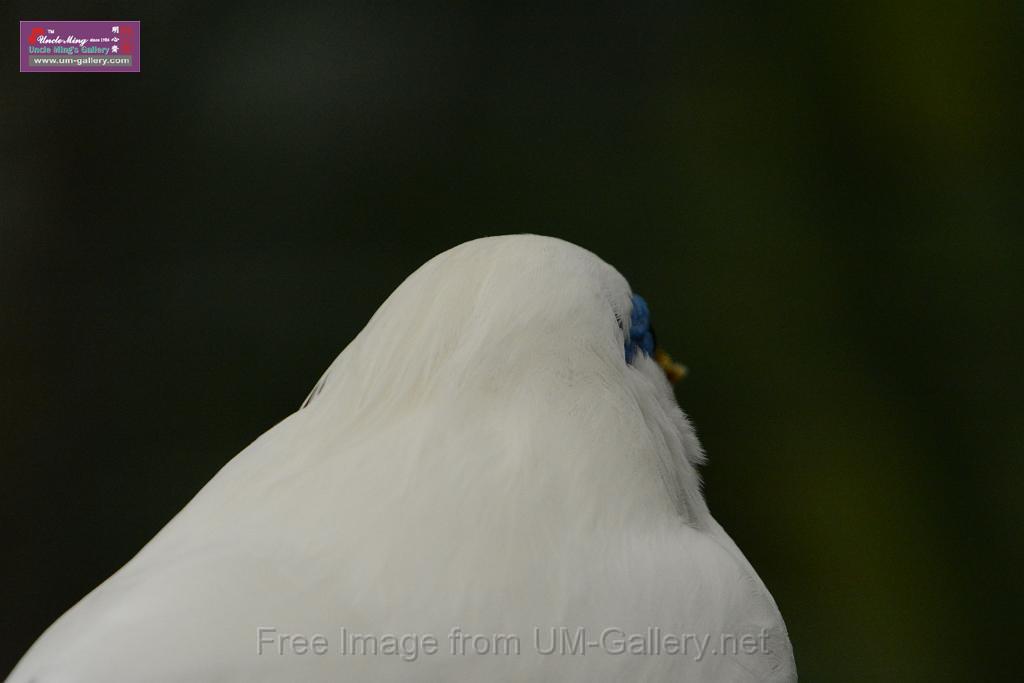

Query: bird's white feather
left=8, top=235, right=795, bottom=682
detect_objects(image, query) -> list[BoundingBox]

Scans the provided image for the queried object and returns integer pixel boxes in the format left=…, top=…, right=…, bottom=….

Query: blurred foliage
left=1, top=1, right=1020, bottom=679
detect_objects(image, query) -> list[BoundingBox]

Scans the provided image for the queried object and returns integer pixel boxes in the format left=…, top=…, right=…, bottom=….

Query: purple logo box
left=20, top=21, right=140, bottom=72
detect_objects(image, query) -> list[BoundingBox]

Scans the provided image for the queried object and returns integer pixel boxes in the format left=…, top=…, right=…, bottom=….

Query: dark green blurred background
left=2, top=1, right=1021, bottom=680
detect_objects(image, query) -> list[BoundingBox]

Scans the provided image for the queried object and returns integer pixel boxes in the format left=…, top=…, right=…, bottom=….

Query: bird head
left=304, top=235, right=707, bottom=524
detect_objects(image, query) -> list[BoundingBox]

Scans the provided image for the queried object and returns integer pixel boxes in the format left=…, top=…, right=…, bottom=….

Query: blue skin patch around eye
left=625, top=294, right=656, bottom=363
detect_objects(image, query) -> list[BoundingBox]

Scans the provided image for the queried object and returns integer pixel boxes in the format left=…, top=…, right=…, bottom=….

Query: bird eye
left=624, top=294, right=655, bottom=363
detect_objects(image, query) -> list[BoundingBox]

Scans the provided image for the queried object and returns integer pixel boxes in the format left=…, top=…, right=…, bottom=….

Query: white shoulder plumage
left=8, top=235, right=795, bottom=682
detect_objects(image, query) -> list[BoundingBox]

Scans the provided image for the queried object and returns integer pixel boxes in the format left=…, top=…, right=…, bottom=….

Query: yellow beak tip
left=654, top=349, right=688, bottom=385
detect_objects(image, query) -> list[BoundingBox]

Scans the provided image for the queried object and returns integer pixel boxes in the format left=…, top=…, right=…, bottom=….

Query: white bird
left=8, top=235, right=795, bottom=682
